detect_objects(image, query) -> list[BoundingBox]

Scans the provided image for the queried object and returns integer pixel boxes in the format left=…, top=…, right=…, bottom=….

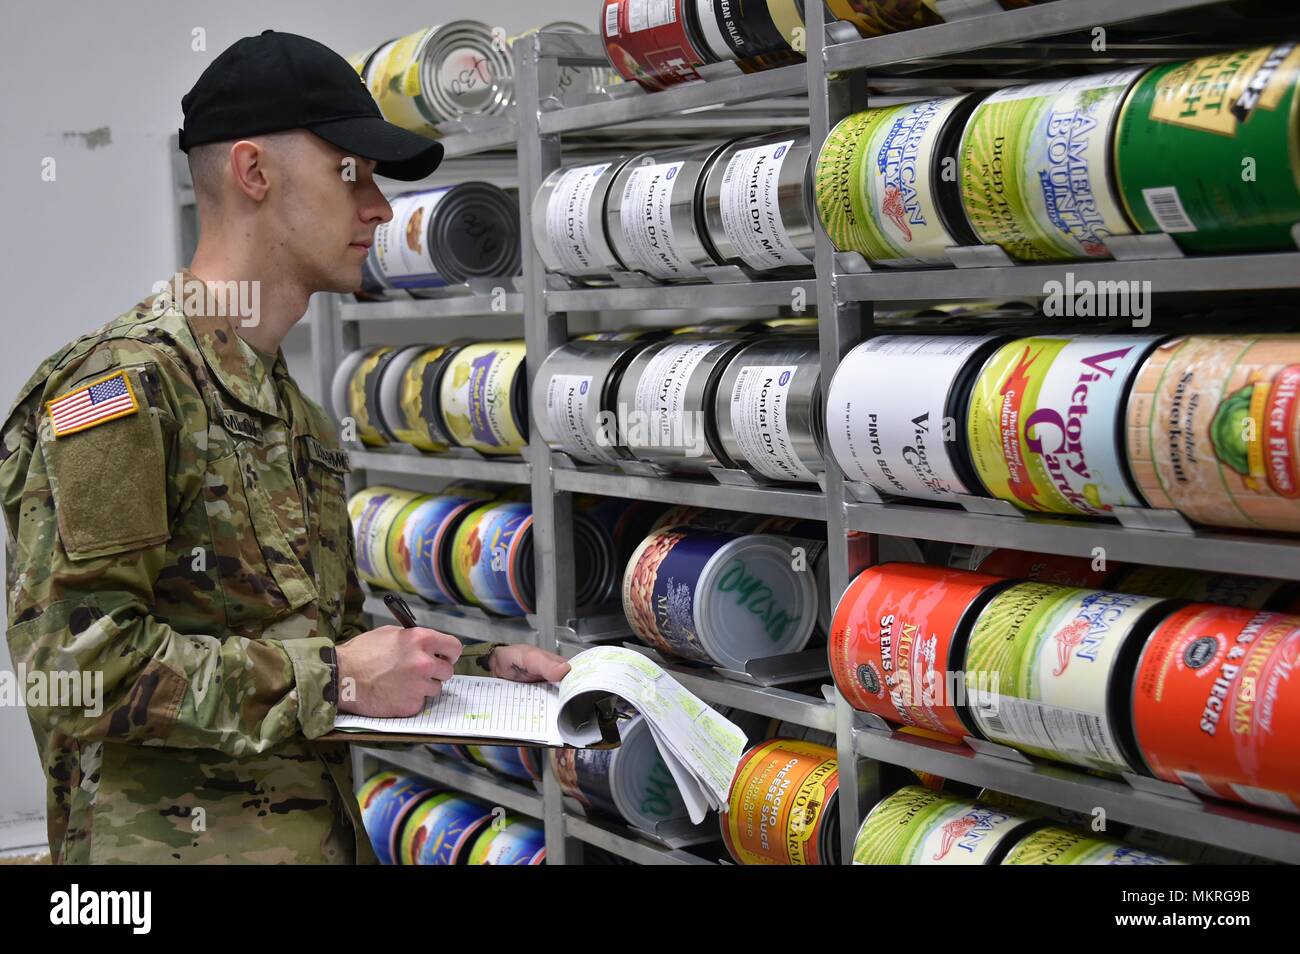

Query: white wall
left=0, top=0, right=594, bottom=851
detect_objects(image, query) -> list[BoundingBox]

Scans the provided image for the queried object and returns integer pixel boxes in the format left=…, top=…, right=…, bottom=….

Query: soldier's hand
left=487, top=645, right=571, bottom=684
left=335, top=624, right=463, bottom=717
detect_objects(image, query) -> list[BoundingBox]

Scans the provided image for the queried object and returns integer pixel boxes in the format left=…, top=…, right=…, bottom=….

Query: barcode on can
left=1142, top=186, right=1198, bottom=233
left=721, top=155, right=740, bottom=187
left=605, top=2, right=620, bottom=37
left=978, top=702, right=1006, bottom=737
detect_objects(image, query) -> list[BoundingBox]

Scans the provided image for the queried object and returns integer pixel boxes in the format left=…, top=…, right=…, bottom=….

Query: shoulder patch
left=45, top=370, right=140, bottom=439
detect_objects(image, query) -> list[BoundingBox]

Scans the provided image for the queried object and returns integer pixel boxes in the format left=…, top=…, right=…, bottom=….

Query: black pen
left=383, top=592, right=419, bottom=629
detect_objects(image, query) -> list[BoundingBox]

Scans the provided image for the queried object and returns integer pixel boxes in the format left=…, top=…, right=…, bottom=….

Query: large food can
left=959, top=69, right=1144, bottom=261
left=376, top=344, right=457, bottom=452
left=831, top=563, right=1011, bottom=737
left=348, top=486, right=423, bottom=592
left=466, top=815, right=546, bottom=865
left=606, top=143, right=728, bottom=280
left=601, top=0, right=714, bottom=91
left=692, top=0, right=806, bottom=70
left=575, top=497, right=671, bottom=574
left=399, top=792, right=497, bottom=865
left=623, top=527, right=818, bottom=669
left=971, top=547, right=1122, bottom=589
left=438, top=340, right=529, bottom=456
left=333, top=346, right=400, bottom=446
left=828, top=334, right=1003, bottom=501
left=357, top=771, right=437, bottom=866
left=712, top=336, right=824, bottom=482
left=533, top=338, right=651, bottom=466
left=853, top=786, right=1039, bottom=865
left=1115, top=44, right=1300, bottom=253
left=722, top=739, right=840, bottom=865
left=1001, top=825, right=1183, bottom=865
left=1131, top=604, right=1300, bottom=815
left=700, top=131, right=815, bottom=273
left=465, top=744, right=544, bottom=783
left=1125, top=335, right=1300, bottom=533
left=615, top=336, right=750, bottom=473
left=815, top=96, right=982, bottom=267
left=824, top=0, right=941, bottom=37
left=963, top=582, right=1171, bottom=774
left=532, top=158, right=634, bottom=279
left=508, top=20, right=620, bottom=100
left=390, top=492, right=495, bottom=604
left=370, top=183, right=521, bottom=294
left=966, top=335, right=1160, bottom=516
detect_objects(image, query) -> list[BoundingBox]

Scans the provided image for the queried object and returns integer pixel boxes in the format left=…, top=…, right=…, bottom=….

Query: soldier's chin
left=320, top=259, right=365, bottom=295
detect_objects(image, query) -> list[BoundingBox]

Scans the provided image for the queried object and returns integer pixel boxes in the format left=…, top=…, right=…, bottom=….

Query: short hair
left=186, top=131, right=301, bottom=205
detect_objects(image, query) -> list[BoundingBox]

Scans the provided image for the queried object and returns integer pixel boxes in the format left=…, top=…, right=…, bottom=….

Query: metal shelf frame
left=315, top=4, right=1300, bottom=866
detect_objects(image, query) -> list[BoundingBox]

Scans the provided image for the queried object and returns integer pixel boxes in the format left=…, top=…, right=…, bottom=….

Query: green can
left=1115, top=43, right=1300, bottom=253
left=1001, top=825, right=1184, bottom=866
left=959, top=69, right=1144, bottom=261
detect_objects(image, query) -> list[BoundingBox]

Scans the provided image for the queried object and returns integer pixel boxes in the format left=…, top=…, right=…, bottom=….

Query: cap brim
left=308, top=115, right=444, bottom=181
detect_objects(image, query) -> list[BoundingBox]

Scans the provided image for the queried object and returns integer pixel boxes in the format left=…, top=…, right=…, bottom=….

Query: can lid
left=610, top=713, right=688, bottom=831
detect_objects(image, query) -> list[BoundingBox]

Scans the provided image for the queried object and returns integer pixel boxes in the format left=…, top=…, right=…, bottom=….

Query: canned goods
left=1125, top=335, right=1300, bottom=533
left=509, top=21, right=620, bottom=100
left=357, top=771, right=436, bottom=866
left=615, top=337, right=749, bottom=473
left=964, top=582, right=1170, bottom=774
left=1131, top=604, right=1300, bottom=814
left=466, top=815, right=546, bottom=865
left=393, top=491, right=495, bottom=604
left=1001, top=825, right=1183, bottom=865
left=967, top=335, right=1160, bottom=516
left=575, top=495, right=670, bottom=571
left=345, top=40, right=387, bottom=78
left=623, top=527, right=818, bottom=669
left=332, top=346, right=400, bottom=446
left=376, top=345, right=457, bottom=452
left=370, top=183, right=521, bottom=295
left=971, top=547, right=1121, bottom=589
left=532, top=158, right=634, bottom=279
left=534, top=338, right=650, bottom=466
left=606, top=144, right=728, bottom=280
left=815, top=97, right=982, bottom=267
left=831, top=563, right=1010, bottom=737
left=824, top=0, right=941, bottom=37
left=959, top=70, right=1144, bottom=261
left=713, top=337, right=823, bottom=482
left=601, top=0, right=714, bottom=91
left=465, top=745, right=543, bottom=783
left=976, top=788, right=1102, bottom=832
left=699, top=131, right=815, bottom=273
left=347, top=486, right=423, bottom=592
left=692, top=0, right=805, bottom=70
left=828, top=335, right=1003, bottom=501
left=722, top=739, right=840, bottom=865
left=399, top=792, right=496, bottom=865
left=1116, top=44, right=1300, bottom=253
left=439, top=340, right=529, bottom=455
left=853, top=786, right=1039, bottom=864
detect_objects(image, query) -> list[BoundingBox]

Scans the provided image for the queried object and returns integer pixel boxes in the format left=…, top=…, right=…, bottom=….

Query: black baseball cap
left=179, top=29, right=443, bottom=181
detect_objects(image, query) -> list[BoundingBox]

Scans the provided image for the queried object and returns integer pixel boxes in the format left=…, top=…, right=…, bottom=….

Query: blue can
left=467, top=815, right=546, bottom=865
left=397, top=493, right=484, bottom=604
left=399, top=792, right=497, bottom=865
left=466, top=744, right=543, bottom=783
left=356, top=771, right=437, bottom=866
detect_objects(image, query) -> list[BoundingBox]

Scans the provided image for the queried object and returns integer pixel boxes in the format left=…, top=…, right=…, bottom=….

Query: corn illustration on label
left=439, top=341, right=527, bottom=455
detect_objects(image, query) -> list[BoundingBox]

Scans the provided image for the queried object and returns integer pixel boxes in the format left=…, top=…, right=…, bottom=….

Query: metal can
left=691, top=0, right=805, bottom=71
left=534, top=338, right=651, bottom=466
left=399, top=792, right=497, bottom=865
left=967, top=335, right=1160, bottom=516
left=371, top=183, right=521, bottom=295
left=824, top=0, right=942, bottom=37
left=1131, top=604, right=1300, bottom=815
left=853, top=786, right=1039, bottom=865
left=390, top=492, right=494, bottom=604
left=438, top=340, right=529, bottom=456
left=816, top=96, right=983, bottom=267
left=362, top=30, right=443, bottom=137
left=1000, top=825, right=1183, bottom=865
left=1115, top=44, right=1300, bottom=254
left=465, top=744, right=544, bottom=783
left=1125, top=335, right=1300, bottom=533
left=601, top=0, right=715, bottom=91
left=623, top=527, right=818, bottom=668
left=700, top=131, right=815, bottom=274
left=532, top=158, right=635, bottom=279
left=356, top=771, right=437, bottom=866
left=971, top=547, right=1122, bottom=589
left=348, top=486, right=423, bottom=593
left=828, top=334, right=1004, bottom=502
left=508, top=21, right=621, bottom=100
left=606, top=143, right=729, bottom=281
left=713, top=336, right=824, bottom=483
left=378, top=344, right=456, bottom=452
left=722, top=739, right=840, bottom=865
left=958, top=69, right=1145, bottom=261
left=466, top=814, right=546, bottom=865
left=831, top=562, right=1010, bottom=737
left=345, top=39, right=388, bottom=78
left=963, top=582, right=1171, bottom=775
left=333, top=346, right=401, bottom=446
left=575, top=495, right=671, bottom=572
left=1110, top=565, right=1297, bottom=610
left=615, top=336, right=750, bottom=473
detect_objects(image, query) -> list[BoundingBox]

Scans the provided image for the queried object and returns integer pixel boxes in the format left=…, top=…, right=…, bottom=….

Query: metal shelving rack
left=320, top=0, right=1300, bottom=865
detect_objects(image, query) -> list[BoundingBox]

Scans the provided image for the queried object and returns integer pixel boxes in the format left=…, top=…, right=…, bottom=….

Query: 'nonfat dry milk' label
left=619, top=161, right=701, bottom=279
left=717, top=141, right=812, bottom=270
left=545, top=163, right=611, bottom=274
left=546, top=372, right=620, bottom=465
left=728, top=364, right=814, bottom=481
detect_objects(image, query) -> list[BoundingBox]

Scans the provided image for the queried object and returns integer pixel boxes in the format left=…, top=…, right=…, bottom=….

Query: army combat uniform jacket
left=0, top=273, right=492, bottom=864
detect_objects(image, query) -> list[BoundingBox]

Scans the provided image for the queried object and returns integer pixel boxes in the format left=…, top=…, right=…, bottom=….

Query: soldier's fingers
left=410, top=627, right=462, bottom=660
left=427, top=657, right=454, bottom=684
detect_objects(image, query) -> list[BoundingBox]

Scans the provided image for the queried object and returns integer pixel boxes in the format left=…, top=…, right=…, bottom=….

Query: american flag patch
left=46, top=369, right=140, bottom=438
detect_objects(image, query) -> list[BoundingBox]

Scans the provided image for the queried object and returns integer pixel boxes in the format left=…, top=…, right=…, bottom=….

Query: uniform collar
left=156, top=270, right=284, bottom=419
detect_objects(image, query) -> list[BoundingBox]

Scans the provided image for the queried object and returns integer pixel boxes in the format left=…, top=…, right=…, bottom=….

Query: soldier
left=0, top=30, right=569, bottom=864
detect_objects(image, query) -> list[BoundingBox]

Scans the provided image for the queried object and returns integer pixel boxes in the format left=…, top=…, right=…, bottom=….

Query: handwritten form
left=333, top=676, right=564, bottom=745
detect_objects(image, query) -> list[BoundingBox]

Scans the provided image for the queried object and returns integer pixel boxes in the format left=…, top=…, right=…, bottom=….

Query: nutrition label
left=545, top=163, right=611, bottom=274
left=619, top=161, right=701, bottom=278
left=975, top=695, right=1128, bottom=774
left=627, top=0, right=676, bottom=33
left=717, top=140, right=811, bottom=270
left=728, top=364, right=814, bottom=481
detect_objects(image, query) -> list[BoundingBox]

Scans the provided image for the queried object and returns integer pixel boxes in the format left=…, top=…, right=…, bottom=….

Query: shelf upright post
left=516, top=33, right=579, bottom=865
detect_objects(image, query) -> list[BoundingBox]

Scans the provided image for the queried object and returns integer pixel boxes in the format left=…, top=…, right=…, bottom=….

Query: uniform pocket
left=296, top=435, right=352, bottom=636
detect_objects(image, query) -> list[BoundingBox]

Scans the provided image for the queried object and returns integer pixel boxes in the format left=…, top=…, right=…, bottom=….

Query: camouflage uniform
left=0, top=271, right=492, bottom=864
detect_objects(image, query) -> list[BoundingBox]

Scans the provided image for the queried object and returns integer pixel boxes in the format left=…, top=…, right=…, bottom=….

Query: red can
left=1132, top=603, right=1300, bottom=815
left=972, top=548, right=1123, bottom=589
left=602, top=0, right=714, bottom=91
left=830, top=562, right=1009, bottom=738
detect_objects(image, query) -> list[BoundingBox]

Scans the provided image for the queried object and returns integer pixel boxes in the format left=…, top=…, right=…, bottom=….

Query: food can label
left=960, top=70, right=1140, bottom=260
left=1002, top=825, right=1182, bottom=865
left=374, top=189, right=453, bottom=288
left=453, top=503, right=532, bottom=616
left=717, top=140, right=812, bottom=269
left=394, top=347, right=451, bottom=452
left=441, top=343, right=526, bottom=454
left=546, top=372, right=618, bottom=465
left=544, top=163, right=612, bottom=274
left=728, top=364, right=814, bottom=481
left=631, top=340, right=723, bottom=447
left=622, top=528, right=722, bottom=662
left=366, top=31, right=440, bottom=137
left=619, top=161, right=701, bottom=278
left=853, top=786, right=1029, bottom=865
left=724, top=740, right=837, bottom=865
